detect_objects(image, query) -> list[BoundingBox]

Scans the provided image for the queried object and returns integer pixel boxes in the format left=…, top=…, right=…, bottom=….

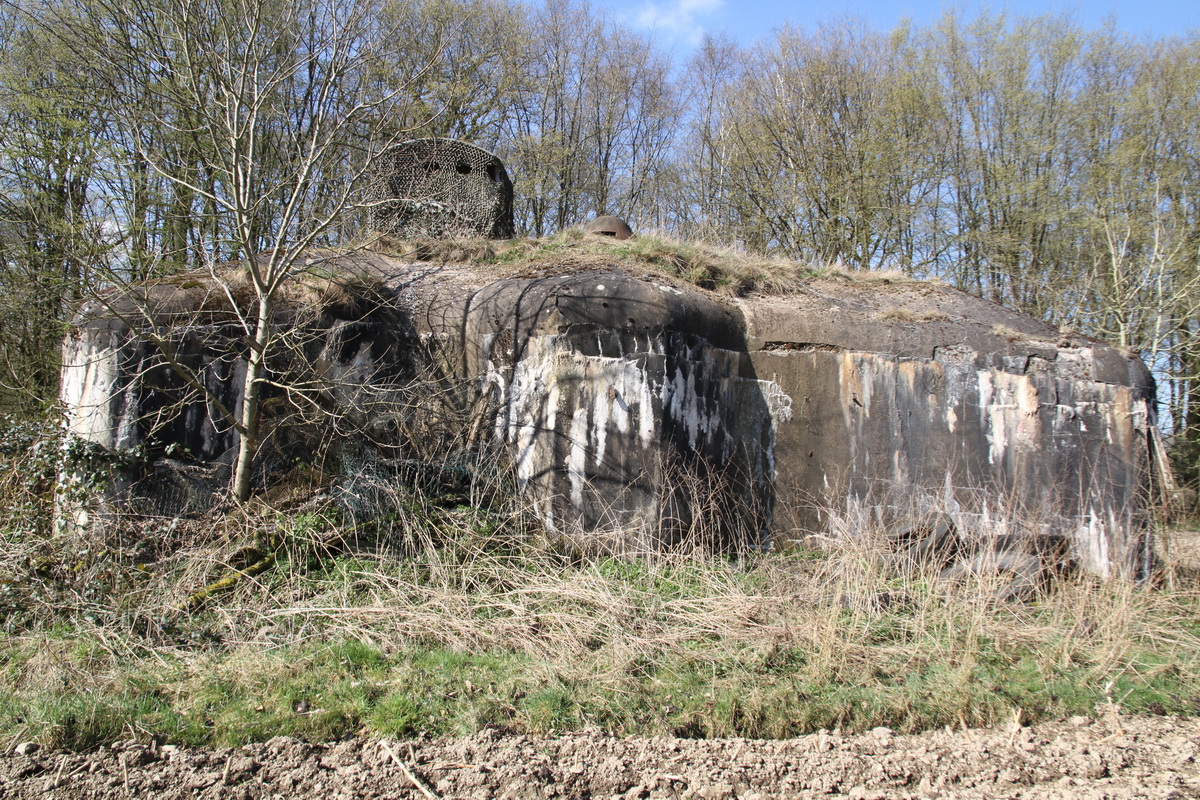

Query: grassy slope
left=1, top=497, right=1197, bottom=750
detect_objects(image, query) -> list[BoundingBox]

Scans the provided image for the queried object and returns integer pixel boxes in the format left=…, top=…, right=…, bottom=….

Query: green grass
left=0, top=623, right=1194, bottom=749
left=0, top=538, right=1197, bottom=750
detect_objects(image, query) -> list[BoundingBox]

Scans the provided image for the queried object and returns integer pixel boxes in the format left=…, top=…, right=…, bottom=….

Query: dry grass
left=369, top=229, right=821, bottom=297
left=880, top=308, right=953, bottom=323
left=992, top=323, right=1032, bottom=342
left=99, top=248, right=397, bottom=329
left=1, top=420, right=1197, bottom=746
left=3, top=482, right=1197, bottom=748
left=821, top=266, right=913, bottom=284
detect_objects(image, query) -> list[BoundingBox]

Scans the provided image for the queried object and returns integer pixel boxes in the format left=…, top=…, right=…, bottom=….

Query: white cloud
left=633, top=0, right=725, bottom=45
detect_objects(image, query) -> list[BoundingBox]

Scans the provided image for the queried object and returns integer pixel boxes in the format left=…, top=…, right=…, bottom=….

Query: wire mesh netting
left=369, top=138, right=514, bottom=239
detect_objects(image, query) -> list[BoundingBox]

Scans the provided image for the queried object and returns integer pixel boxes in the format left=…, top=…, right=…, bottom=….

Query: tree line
left=2, top=0, right=1199, bottom=480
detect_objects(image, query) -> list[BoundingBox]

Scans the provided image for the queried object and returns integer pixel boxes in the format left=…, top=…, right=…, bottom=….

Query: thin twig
left=49, top=755, right=66, bottom=790
left=1006, top=707, right=1022, bottom=747
left=380, top=740, right=441, bottom=800
left=957, top=710, right=974, bottom=742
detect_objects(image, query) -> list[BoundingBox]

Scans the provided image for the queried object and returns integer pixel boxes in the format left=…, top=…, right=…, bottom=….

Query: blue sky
left=600, top=0, right=1200, bottom=58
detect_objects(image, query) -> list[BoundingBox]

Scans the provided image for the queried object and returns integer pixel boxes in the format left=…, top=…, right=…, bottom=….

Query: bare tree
left=34, top=0, right=422, bottom=501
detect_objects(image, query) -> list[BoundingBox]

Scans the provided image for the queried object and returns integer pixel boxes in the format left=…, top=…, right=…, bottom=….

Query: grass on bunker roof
left=126, top=228, right=929, bottom=331
left=368, top=227, right=905, bottom=297
left=0, top=459, right=1198, bottom=751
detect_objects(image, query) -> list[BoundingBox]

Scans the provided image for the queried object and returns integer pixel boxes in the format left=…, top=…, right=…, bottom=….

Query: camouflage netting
left=369, top=138, right=514, bottom=239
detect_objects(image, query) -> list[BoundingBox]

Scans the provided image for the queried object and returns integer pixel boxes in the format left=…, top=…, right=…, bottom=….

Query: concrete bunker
left=57, top=252, right=1158, bottom=581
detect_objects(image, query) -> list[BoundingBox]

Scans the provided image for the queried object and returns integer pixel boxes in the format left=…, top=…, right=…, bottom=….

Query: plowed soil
left=3, top=715, right=1198, bottom=799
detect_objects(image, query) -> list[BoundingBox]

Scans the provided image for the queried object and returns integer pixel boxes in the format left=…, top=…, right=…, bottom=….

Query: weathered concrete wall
left=58, top=267, right=414, bottom=527
left=59, top=297, right=248, bottom=529
left=428, top=272, right=788, bottom=552
left=57, top=257, right=1155, bottom=577
left=739, top=286, right=1154, bottom=578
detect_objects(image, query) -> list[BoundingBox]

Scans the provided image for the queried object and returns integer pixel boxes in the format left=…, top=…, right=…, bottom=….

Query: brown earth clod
left=2, top=715, right=1199, bottom=799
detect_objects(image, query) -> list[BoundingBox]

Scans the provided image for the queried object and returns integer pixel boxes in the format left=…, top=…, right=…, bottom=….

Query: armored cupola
left=584, top=215, right=633, bottom=240
left=369, top=138, right=514, bottom=239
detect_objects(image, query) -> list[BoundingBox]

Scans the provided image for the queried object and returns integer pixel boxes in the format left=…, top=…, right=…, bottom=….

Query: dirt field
left=2, top=715, right=1198, bottom=799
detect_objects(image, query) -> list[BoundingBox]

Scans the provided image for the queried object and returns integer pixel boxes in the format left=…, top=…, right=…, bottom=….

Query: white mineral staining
left=493, top=332, right=791, bottom=517
left=1077, top=507, right=1115, bottom=580
left=498, top=336, right=555, bottom=487
left=759, top=379, right=793, bottom=425
left=61, top=338, right=121, bottom=448
left=982, top=372, right=1040, bottom=468
left=568, top=406, right=589, bottom=509
left=592, top=379, right=610, bottom=467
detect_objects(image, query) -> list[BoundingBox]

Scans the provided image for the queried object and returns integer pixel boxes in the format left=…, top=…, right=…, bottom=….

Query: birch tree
left=36, top=0, right=418, bottom=501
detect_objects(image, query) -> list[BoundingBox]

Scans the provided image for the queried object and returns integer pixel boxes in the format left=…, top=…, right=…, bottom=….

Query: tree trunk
left=232, top=294, right=273, bottom=504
